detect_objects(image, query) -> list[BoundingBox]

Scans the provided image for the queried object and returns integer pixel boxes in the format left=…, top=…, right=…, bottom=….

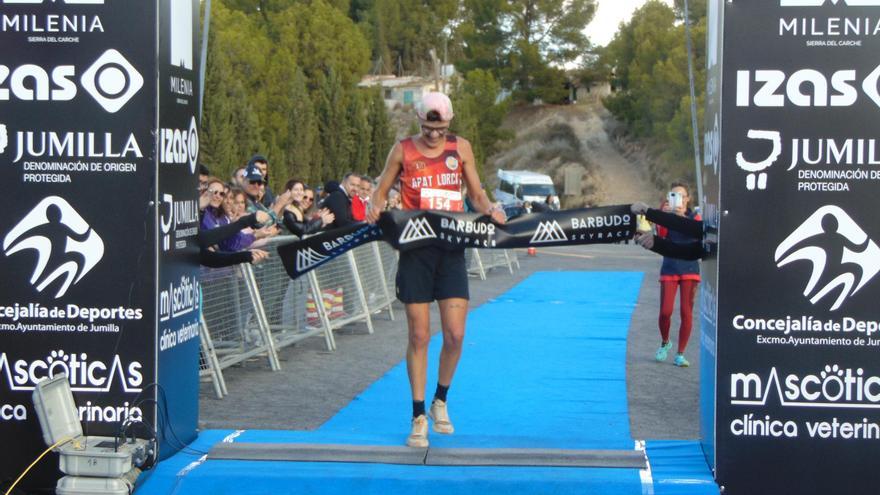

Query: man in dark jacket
left=322, top=173, right=360, bottom=229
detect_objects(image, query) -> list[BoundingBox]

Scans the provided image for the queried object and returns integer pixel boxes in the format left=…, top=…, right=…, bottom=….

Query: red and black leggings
left=659, top=278, right=699, bottom=354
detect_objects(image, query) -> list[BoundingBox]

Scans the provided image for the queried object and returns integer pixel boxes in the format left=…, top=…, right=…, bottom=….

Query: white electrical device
left=31, top=374, right=154, bottom=479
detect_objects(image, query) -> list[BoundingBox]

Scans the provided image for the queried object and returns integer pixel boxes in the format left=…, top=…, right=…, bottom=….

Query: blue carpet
left=648, top=441, right=718, bottom=495
left=137, top=272, right=718, bottom=494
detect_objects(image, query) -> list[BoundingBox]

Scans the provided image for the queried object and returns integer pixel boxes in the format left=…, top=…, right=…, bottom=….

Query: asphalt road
left=199, top=243, right=702, bottom=441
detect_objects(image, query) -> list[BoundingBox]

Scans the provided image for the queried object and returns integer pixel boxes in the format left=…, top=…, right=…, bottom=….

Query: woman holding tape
left=633, top=182, right=701, bottom=367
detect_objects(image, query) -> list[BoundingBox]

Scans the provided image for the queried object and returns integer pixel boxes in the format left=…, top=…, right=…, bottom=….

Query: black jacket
left=322, top=190, right=354, bottom=229
left=645, top=208, right=705, bottom=261
left=283, top=210, right=324, bottom=237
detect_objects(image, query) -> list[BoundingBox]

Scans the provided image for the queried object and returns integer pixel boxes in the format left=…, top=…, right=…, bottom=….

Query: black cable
left=115, top=397, right=157, bottom=451
left=155, top=385, right=209, bottom=456
left=128, top=385, right=208, bottom=458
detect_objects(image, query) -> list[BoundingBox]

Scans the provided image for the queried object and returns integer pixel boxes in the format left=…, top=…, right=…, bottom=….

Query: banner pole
left=684, top=0, right=704, bottom=208
left=199, top=0, right=211, bottom=122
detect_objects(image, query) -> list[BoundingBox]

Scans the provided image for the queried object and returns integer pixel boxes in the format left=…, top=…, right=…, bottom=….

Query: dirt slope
left=488, top=88, right=663, bottom=207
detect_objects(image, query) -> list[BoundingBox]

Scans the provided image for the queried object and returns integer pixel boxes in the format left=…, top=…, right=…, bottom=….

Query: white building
left=358, top=65, right=455, bottom=110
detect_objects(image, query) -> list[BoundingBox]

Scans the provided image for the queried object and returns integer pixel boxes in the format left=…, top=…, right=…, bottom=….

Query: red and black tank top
left=399, top=135, right=463, bottom=212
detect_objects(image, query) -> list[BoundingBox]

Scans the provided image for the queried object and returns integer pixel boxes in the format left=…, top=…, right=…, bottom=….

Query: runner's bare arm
left=460, top=138, right=506, bottom=224
left=366, top=142, right=403, bottom=224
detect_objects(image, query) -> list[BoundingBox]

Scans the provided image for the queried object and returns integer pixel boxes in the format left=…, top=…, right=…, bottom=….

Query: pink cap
left=416, top=92, right=454, bottom=121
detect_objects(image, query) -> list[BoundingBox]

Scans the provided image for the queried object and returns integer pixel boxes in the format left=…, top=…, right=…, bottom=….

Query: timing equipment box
left=32, top=374, right=151, bottom=478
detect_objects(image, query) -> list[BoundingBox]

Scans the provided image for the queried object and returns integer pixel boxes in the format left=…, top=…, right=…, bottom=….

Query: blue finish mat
left=137, top=272, right=718, bottom=494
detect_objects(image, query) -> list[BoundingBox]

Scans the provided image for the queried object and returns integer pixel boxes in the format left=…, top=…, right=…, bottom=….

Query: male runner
left=366, top=92, right=506, bottom=448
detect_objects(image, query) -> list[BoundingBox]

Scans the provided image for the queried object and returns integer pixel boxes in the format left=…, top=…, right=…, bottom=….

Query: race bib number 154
left=420, top=188, right=463, bottom=212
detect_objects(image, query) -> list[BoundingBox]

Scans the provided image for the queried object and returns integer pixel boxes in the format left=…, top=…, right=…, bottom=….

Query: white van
left=494, top=169, right=557, bottom=206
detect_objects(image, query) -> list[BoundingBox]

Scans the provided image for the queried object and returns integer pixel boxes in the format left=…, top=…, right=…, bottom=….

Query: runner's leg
left=406, top=302, right=431, bottom=406
left=659, top=280, right=677, bottom=343
left=437, top=297, right=468, bottom=387
left=677, top=280, right=698, bottom=354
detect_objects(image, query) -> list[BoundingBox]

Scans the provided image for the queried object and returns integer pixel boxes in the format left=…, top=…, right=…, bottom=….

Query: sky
left=585, top=0, right=675, bottom=47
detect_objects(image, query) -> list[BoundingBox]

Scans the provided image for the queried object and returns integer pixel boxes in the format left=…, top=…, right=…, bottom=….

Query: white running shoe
left=406, top=414, right=429, bottom=447
left=428, top=399, right=455, bottom=434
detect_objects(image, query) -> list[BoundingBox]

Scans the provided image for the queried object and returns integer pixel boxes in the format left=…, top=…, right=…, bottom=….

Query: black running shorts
left=396, top=246, right=469, bottom=303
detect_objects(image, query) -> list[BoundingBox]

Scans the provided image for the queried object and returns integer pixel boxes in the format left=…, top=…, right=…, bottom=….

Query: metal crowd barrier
left=467, top=248, right=520, bottom=280
left=198, top=263, right=282, bottom=398
left=198, top=234, right=517, bottom=399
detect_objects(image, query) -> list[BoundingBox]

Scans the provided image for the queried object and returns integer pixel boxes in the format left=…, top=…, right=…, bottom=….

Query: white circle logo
left=187, top=116, right=199, bottom=174
left=445, top=156, right=459, bottom=171
left=80, top=49, right=144, bottom=113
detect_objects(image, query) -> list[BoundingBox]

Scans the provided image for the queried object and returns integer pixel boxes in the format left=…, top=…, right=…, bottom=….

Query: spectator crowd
left=196, top=153, right=563, bottom=267
left=196, top=155, right=393, bottom=267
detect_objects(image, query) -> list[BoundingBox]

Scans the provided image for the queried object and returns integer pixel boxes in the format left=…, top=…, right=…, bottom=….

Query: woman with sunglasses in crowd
left=200, top=177, right=255, bottom=251
left=300, top=187, right=318, bottom=215
left=281, top=178, right=335, bottom=237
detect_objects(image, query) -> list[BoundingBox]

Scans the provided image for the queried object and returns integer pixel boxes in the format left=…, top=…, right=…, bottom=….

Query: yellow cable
left=3, top=437, right=70, bottom=495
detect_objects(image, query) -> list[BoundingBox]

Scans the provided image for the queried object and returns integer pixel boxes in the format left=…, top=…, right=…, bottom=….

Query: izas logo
left=530, top=220, right=568, bottom=244
left=736, top=130, right=782, bottom=190
left=159, top=116, right=199, bottom=173
left=737, top=65, right=880, bottom=109
left=775, top=205, right=880, bottom=311
left=399, top=217, right=437, bottom=244
left=296, top=248, right=329, bottom=272
left=0, top=49, right=143, bottom=113
left=3, top=196, right=104, bottom=299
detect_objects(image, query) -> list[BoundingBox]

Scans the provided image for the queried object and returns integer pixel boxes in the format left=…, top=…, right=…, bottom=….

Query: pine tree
left=287, top=68, right=320, bottom=184
left=317, top=68, right=352, bottom=181
left=367, top=88, right=393, bottom=175
left=200, top=2, right=265, bottom=178
left=346, top=91, right=372, bottom=174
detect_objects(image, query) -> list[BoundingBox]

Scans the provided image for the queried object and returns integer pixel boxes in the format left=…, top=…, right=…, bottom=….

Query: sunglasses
left=421, top=125, right=448, bottom=137
left=248, top=180, right=264, bottom=185
left=208, top=189, right=226, bottom=197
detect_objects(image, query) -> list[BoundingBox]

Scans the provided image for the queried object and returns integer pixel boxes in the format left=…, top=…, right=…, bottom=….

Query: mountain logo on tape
left=296, top=248, right=330, bottom=273
left=530, top=220, right=568, bottom=244
left=399, top=217, right=437, bottom=244
left=775, top=205, right=880, bottom=311
left=3, top=196, right=104, bottom=298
